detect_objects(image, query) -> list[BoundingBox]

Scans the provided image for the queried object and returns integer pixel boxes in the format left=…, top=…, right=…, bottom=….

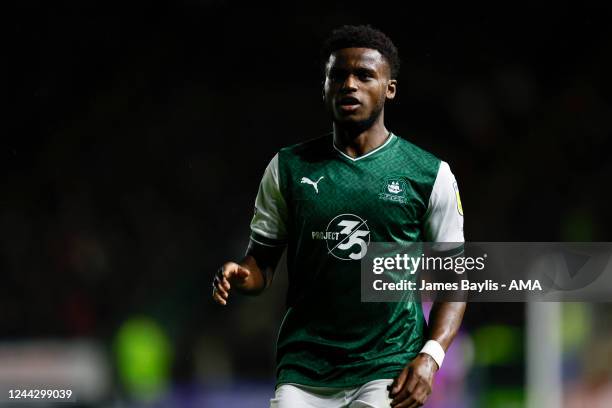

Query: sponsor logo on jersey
left=453, top=181, right=463, bottom=216
left=379, top=177, right=409, bottom=204
left=312, top=213, right=370, bottom=260
left=300, top=176, right=325, bottom=194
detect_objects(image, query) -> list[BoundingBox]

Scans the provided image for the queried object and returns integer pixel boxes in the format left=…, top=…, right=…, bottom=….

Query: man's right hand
left=212, top=262, right=251, bottom=306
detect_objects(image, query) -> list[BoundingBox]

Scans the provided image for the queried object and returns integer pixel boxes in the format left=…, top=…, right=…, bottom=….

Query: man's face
left=323, top=47, right=396, bottom=128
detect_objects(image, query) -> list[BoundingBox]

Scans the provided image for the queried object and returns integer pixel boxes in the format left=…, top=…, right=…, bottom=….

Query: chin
left=335, top=114, right=360, bottom=122
left=334, top=111, right=366, bottom=123
left=334, top=117, right=376, bottom=133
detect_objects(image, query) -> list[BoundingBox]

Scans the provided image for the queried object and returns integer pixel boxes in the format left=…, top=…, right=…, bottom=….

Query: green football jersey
left=250, top=133, right=464, bottom=388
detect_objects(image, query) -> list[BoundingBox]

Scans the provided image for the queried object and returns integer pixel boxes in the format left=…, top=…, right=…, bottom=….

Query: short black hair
left=321, top=25, right=400, bottom=79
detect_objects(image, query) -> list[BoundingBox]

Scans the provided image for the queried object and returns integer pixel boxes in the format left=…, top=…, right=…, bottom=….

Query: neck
left=333, top=112, right=390, bottom=158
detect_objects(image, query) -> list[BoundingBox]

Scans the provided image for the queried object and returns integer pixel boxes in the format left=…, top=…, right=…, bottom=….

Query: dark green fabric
left=259, top=133, right=441, bottom=388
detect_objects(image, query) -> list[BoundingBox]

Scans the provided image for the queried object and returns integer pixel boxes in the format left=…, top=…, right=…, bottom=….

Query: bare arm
left=390, top=301, right=466, bottom=407
left=427, top=301, right=466, bottom=351
left=212, top=241, right=284, bottom=305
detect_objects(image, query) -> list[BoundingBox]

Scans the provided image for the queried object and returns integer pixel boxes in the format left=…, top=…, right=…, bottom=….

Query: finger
left=394, top=395, right=418, bottom=408
left=411, top=394, right=426, bottom=408
left=213, top=279, right=229, bottom=298
left=212, top=290, right=227, bottom=306
left=220, top=276, right=231, bottom=291
left=391, top=388, right=415, bottom=407
left=414, top=383, right=431, bottom=405
left=392, top=371, right=419, bottom=405
left=406, top=382, right=429, bottom=408
left=400, top=392, right=424, bottom=408
left=237, top=265, right=251, bottom=276
left=218, top=286, right=229, bottom=299
left=234, top=266, right=251, bottom=279
left=412, top=395, right=425, bottom=408
left=391, top=367, right=409, bottom=395
left=391, top=383, right=414, bottom=406
left=214, top=274, right=231, bottom=291
left=217, top=266, right=228, bottom=279
left=404, top=371, right=420, bottom=394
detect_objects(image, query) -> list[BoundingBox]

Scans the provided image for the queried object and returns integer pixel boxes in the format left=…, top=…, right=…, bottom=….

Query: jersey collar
left=333, top=133, right=396, bottom=162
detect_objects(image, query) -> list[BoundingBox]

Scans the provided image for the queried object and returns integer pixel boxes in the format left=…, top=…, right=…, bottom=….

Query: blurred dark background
left=5, top=2, right=612, bottom=407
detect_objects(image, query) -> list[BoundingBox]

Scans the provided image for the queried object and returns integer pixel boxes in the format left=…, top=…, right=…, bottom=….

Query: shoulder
left=393, top=134, right=441, bottom=175
left=394, top=135, right=440, bottom=164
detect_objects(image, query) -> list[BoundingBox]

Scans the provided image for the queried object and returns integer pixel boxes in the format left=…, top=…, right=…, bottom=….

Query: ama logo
left=324, top=214, right=370, bottom=260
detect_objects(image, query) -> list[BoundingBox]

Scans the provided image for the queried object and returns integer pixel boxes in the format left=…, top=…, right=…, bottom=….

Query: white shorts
left=269, top=379, right=394, bottom=408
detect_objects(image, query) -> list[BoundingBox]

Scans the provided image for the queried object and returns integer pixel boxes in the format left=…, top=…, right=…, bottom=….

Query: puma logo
left=300, top=176, right=325, bottom=194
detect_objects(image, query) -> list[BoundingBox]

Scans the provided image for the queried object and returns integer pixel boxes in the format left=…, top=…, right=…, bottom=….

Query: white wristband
left=420, top=340, right=445, bottom=369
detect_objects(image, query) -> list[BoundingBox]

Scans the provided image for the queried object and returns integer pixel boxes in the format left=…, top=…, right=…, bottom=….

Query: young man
left=212, top=25, right=466, bottom=408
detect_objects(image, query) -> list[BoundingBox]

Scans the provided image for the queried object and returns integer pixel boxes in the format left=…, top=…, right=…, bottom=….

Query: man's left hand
left=389, top=353, right=438, bottom=407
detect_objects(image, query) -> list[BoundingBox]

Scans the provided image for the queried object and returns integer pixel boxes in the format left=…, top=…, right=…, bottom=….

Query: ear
left=386, top=79, right=397, bottom=100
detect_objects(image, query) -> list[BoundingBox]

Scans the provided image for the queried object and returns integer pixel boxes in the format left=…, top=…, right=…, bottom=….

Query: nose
left=341, top=74, right=358, bottom=92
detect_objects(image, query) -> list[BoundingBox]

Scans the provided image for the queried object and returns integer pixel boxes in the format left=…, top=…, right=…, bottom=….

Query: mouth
left=337, top=96, right=361, bottom=112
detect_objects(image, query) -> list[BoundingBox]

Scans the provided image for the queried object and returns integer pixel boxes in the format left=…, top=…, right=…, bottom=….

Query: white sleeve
left=424, top=161, right=464, bottom=243
left=249, top=154, right=288, bottom=246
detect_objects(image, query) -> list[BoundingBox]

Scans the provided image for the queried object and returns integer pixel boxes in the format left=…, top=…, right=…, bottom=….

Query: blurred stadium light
left=114, top=316, right=172, bottom=402
left=0, top=340, right=110, bottom=404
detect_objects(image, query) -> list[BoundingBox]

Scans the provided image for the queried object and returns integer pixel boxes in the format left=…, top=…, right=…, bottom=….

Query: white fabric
left=250, top=153, right=288, bottom=243
left=420, top=339, right=445, bottom=369
left=424, top=161, right=464, bottom=243
left=270, top=379, right=393, bottom=408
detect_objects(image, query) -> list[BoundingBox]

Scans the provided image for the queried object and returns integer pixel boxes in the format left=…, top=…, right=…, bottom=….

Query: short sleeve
left=424, top=161, right=464, bottom=244
left=249, top=154, right=288, bottom=247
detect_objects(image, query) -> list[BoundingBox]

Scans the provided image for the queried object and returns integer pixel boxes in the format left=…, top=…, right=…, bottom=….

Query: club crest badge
left=379, top=177, right=409, bottom=204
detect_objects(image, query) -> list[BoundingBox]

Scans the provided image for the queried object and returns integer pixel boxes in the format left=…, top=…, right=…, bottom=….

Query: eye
left=329, top=70, right=346, bottom=82
left=356, top=70, right=374, bottom=81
